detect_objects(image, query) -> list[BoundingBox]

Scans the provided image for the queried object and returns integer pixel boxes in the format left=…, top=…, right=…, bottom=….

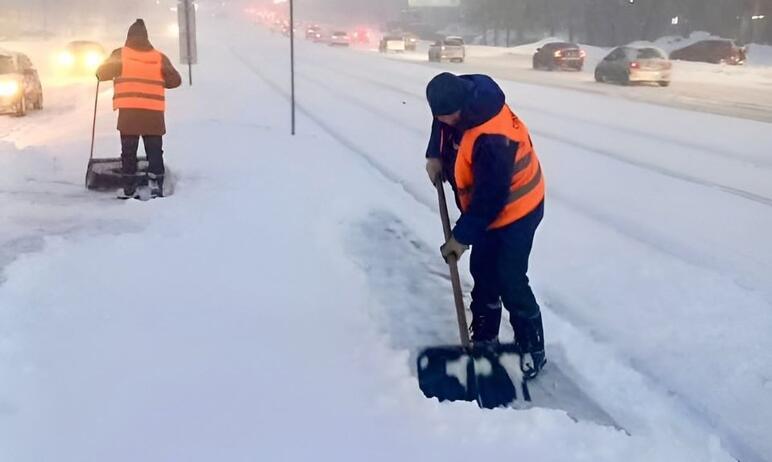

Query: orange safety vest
left=455, top=104, right=545, bottom=230
left=113, top=47, right=165, bottom=112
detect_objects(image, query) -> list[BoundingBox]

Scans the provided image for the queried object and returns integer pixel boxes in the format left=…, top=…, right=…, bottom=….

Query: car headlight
left=57, top=51, right=76, bottom=68
left=0, top=80, right=20, bottom=97
left=84, top=51, right=104, bottom=70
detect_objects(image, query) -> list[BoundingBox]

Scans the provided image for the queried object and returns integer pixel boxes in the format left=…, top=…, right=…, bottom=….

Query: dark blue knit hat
left=426, top=72, right=468, bottom=116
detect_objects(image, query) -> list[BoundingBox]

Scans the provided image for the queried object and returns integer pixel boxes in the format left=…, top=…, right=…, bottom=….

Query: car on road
left=305, top=25, right=322, bottom=40
left=379, top=34, right=406, bottom=53
left=329, top=31, right=351, bottom=47
left=428, top=36, right=465, bottom=63
left=403, top=33, right=419, bottom=51
left=57, top=41, right=107, bottom=75
left=595, top=46, right=672, bottom=87
left=669, top=39, right=747, bottom=65
left=532, top=42, right=585, bottom=71
left=352, top=27, right=372, bottom=44
left=0, top=51, right=43, bottom=116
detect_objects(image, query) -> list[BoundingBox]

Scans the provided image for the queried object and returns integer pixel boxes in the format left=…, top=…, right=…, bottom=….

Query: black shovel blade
left=416, top=342, right=529, bottom=409
left=85, top=157, right=150, bottom=191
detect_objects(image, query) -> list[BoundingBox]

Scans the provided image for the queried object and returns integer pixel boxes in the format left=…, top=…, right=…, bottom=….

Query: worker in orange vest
left=97, top=19, right=181, bottom=199
left=425, top=72, right=546, bottom=379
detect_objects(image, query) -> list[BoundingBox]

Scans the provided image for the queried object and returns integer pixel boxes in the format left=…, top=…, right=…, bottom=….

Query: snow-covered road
left=1, top=16, right=770, bottom=462
left=372, top=40, right=772, bottom=124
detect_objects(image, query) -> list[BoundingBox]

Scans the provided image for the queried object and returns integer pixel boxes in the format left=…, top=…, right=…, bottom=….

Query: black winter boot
left=118, top=174, right=139, bottom=200
left=512, top=313, right=546, bottom=380
left=148, top=173, right=164, bottom=198
left=470, top=301, right=502, bottom=343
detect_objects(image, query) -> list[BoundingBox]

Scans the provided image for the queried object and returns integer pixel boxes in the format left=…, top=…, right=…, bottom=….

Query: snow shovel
left=416, top=181, right=530, bottom=408
left=84, top=81, right=167, bottom=195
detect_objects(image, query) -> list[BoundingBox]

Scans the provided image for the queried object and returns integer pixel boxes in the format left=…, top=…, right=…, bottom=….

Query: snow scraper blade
left=417, top=342, right=529, bottom=408
left=417, top=182, right=529, bottom=409
left=85, top=157, right=148, bottom=191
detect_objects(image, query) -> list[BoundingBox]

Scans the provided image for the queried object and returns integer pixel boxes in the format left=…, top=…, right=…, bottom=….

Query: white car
left=329, top=31, right=351, bottom=47
left=428, top=36, right=465, bottom=63
left=595, top=46, right=672, bottom=87
left=379, top=35, right=406, bottom=53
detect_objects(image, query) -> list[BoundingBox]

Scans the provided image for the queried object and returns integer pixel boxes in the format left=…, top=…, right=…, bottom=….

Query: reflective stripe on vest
left=455, top=105, right=545, bottom=229
left=113, top=48, right=165, bottom=112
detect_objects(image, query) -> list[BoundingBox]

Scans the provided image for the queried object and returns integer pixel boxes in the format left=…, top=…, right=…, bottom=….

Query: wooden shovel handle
left=89, top=81, right=99, bottom=163
left=435, top=181, right=471, bottom=347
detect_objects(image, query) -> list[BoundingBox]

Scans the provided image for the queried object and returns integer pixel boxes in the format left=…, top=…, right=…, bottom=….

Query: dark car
left=595, top=46, right=672, bottom=86
left=533, top=42, right=585, bottom=71
left=669, top=39, right=747, bottom=65
left=0, top=52, right=43, bottom=116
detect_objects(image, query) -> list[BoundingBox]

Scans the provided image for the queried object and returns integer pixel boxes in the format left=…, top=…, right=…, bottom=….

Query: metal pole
left=289, top=0, right=296, bottom=135
left=184, top=0, right=193, bottom=86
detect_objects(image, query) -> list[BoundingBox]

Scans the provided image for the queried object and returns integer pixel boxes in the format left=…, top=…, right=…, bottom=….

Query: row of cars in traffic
left=263, top=12, right=749, bottom=90
left=302, top=25, right=364, bottom=47
left=533, top=38, right=747, bottom=86
left=280, top=20, right=468, bottom=64
left=0, top=40, right=107, bottom=117
left=378, top=33, right=466, bottom=63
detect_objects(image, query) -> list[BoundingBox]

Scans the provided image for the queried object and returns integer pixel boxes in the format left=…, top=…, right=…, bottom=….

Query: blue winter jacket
left=425, top=74, right=521, bottom=246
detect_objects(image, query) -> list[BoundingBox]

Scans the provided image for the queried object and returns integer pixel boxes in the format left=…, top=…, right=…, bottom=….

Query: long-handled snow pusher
left=416, top=182, right=530, bottom=409
left=84, top=81, right=173, bottom=196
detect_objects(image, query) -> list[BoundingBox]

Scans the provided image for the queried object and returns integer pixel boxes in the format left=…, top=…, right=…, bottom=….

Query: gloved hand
left=426, top=158, right=444, bottom=185
left=440, top=236, right=469, bottom=262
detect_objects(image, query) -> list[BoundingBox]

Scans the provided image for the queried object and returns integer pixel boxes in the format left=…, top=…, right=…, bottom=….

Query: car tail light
left=629, top=61, right=640, bottom=69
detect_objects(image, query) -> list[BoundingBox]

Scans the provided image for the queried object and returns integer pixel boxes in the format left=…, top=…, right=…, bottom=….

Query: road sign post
left=178, top=0, right=197, bottom=85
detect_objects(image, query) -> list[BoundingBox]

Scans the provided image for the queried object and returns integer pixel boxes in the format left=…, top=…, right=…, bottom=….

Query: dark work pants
left=120, top=134, right=164, bottom=190
left=469, top=202, right=544, bottom=344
